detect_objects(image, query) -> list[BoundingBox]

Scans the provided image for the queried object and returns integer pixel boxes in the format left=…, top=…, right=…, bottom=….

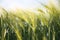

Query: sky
left=0, top=0, right=50, bottom=10
left=0, top=0, right=59, bottom=10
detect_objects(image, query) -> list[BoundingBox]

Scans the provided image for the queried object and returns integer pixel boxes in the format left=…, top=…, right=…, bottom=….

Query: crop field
left=0, top=0, right=60, bottom=40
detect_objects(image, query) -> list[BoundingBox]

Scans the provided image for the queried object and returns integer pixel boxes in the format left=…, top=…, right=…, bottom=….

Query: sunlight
left=0, top=0, right=49, bottom=10
left=0, top=0, right=38, bottom=10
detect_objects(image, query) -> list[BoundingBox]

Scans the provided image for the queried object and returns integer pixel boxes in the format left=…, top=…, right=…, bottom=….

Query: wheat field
left=0, top=1, right=60, bottom=40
